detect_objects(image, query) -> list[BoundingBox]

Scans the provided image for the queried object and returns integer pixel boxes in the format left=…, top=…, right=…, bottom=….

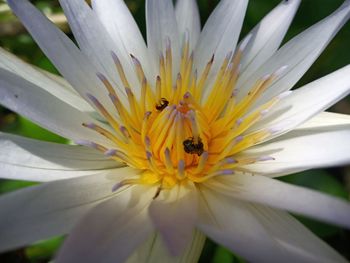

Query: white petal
left=149, top=182, right=198, bottom=256
left=197, top=188, right=300, bottom=262
left=0, top=132, right=121, bottom=182
left=7, top=0, right=117, bottom=111
left=0, top=47, right=92, bottom=113
left=240, top=0, right=301, bottom=75
left=0, top=68, right=109, bottom=144
left=0, top=169, right=134, bottom=253
left=207, top=174, right=350, bottom=229
left=237, top=1, right=350, bottom=105
left=55, top=186, right=155, bottom=263
left=175, top=0, right=201, bottom=51
left=36, top=67, right=74, bottom=93
left=58, top=0, right=138, bottom=100
left=126, top=229, right=205, bottom=263
left=248, top=205, right=347, bottom=263
left=297, top=111, right=350, bottom=129
left=249, top=65, right=350, bottom=137
left=91, top=0, right=151, bottom=81
left=241, top=119, right=350, bottom=177
left=146, top=0, right=181, bottom=81
left=194, top=0, right=248, bottom=89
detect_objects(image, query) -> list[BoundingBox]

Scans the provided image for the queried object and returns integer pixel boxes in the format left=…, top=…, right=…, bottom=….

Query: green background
left=0, top=0, right=349, bottom=262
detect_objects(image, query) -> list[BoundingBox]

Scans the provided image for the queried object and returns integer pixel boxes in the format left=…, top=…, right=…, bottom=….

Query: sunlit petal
left=248, top=205, right=348, bottom=263
left=56, top=186, right=155, bottom=263
left=7, top=0, right=120, bottom=110
left=92, top=0, right=150, bottom=81
left=194, top=0, right=248, bottom=81
left=207, top=175, right=350, bottom=228
left=126, top=229, right=205, bottom=263
left=240, top=0, right=301, bottom=76
left=0, top=132, right=122, bottom=181
left=149, top=182, right=198, bottom=256
left=198, top=188, right=300, bottom=262
left=175, top=0, right=201, bottom=51
left=0, top=169, right=134, bottom=253
left=237, top=1, right=350, bottom=105
left=241, top=122, right=350, bottom=177
left=0, top=47, right=92, bottom=113
left=146, top=0, right=180, bottom=81
left=0, top=69, right=110, bottom=143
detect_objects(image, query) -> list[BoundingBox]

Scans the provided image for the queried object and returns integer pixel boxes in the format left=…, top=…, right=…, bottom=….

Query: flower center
left=79, top=36, right=287, bottom=190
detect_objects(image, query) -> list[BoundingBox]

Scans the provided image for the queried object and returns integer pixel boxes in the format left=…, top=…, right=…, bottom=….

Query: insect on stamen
left=183, top=137, right=204, bottom=156
left=155, top=98, right=169, bottom=111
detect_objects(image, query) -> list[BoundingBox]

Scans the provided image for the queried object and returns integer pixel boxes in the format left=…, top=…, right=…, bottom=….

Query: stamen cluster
left=80, top=36, right=284, bottom=189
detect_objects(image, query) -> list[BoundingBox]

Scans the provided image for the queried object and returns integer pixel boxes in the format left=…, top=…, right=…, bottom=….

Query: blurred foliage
left=211, top=246, right=245, bottom=263
left=3, top=115, right=67, bottom=143
left=0, top=179, right=36, bottom=195
left=25, top=237, right=64, bottom=263
left=0, top=0, right=350, bottom=262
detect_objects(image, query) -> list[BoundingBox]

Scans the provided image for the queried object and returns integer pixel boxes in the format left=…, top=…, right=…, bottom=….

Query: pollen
left=80, top=36, right=286, bottom=190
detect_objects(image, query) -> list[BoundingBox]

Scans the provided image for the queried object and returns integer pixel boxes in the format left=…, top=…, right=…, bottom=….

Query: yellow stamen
left=131, top=54, right=147, bottom=83
left=87, top=93, right=121, bottom=132
left=165, top=37, right=173, bottom=95
left=196, top=55, right=214, bottom=101
left=111, top=52, right=130, bottom=88
left=81, top=42, right=284, bottom=189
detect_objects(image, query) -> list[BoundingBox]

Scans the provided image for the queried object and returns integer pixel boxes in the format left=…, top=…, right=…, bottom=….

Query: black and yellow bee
left=183, top=137, right=204, bottom=156
left=155, top=98, right=169, bottom=111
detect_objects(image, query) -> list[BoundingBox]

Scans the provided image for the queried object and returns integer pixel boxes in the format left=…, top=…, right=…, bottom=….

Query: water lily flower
left=1, top=0, right=350, bottom=262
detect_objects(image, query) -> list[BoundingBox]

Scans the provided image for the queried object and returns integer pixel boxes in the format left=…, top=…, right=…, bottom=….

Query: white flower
left=1, top=0, right=350, bottom=262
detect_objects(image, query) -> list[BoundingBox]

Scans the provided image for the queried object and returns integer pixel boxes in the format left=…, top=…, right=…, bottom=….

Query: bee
left=155, top=98, right=169, bottom=111
left=183, top=137, right=204, bottom=156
